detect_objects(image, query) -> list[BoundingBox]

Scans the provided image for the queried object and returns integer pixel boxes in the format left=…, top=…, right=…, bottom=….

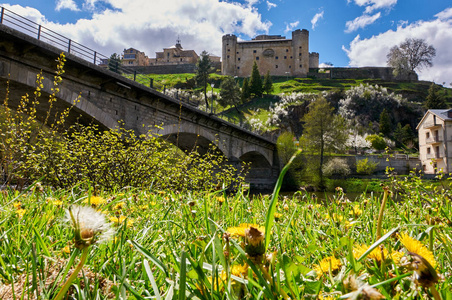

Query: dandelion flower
left=13, top=202, right=22, bottom=209
left=313, top=256, right=341, bottom=278
left=65, top=205, right=114, bottom=249
left=274, top=212, right=282, bottom=221
left=227, top=223, right=265, bottom=237
left=16, top=208, right=26, bottom=218
left=216, top=196, right=225, bottom=204
left=109, top=215, right=134, bottom=227
left=83, top=196, right=106, bottom=207
left=244, top=226, right=265, bottom=258
left=398, top=233, right=436, bottom=268
left=231, top=264, right=248, bottom=278
left=113, top=202, right=126, bottom=210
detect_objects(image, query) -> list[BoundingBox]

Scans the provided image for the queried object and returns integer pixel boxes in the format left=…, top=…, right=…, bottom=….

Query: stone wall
left=308, top=67, right=418, bottom=81
left=325, top=155, right=421, bottom=175
left=128, top=61, right=222, bottom=74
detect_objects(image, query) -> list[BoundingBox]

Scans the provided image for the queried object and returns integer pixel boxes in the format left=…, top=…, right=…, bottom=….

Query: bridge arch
left=156, top=122, right=227, bottom=156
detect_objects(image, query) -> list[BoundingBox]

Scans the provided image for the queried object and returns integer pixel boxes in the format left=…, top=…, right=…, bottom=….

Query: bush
left=0, top=53, right=246, bottom=191
left=365, top=134, right=386, bottom=151
left=356, top=158, right=379, bottom=175
left=323, top=158, right=351, bottom=177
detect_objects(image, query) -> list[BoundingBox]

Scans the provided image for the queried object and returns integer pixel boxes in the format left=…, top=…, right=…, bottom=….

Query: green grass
left=1, top=170, right=451, bottom=299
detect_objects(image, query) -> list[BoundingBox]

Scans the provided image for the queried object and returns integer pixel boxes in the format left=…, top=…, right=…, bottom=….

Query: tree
left=387, top=38, right=436, bottom=77
left=218, top=76, right=241, bottom=111
left=379, top=108, right=391, bottom=136
left=424, top=83, right=447, bottom=109
left=263, top=71, right=274, bottom=95
left=249, top=61, right=263, bottom=97
left=108, top=53, right=122, bottom=73
left=241, top=77, right=251, bottom=102
left=195, top=51, right=213, bottom=109
left=365, top=134, right=386, bottom=151
left=299, top=96, right=348, bottom=189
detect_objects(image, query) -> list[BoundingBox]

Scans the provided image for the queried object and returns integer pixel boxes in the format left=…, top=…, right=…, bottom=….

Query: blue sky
left=1, top=0, right=451, bottom=84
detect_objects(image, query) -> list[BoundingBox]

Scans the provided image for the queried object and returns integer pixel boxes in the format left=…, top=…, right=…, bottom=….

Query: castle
left=222, top=29, right=319, bottom=77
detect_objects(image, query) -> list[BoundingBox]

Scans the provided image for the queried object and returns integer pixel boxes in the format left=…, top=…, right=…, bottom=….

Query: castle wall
left=222, top=29, right=314, bottom=77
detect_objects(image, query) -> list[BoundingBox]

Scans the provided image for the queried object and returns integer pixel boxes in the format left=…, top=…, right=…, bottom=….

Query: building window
left=237, top=57, right=241, bottom=61
left=237, top=52, right=239, bottom=54
left=299, top=64, right=302, bottom=68
left=275, top=65, right=278, bottom=68
left=299, top=46, right=302, bottom=49
left=426, top=132, right=430, bottom=139
left=284, top=56, right=287, bottom=59
left=253, top=50, right=257, bottom=53
left=256, top=57, right=259, bottom=60
left=227, top=55, right=230, bottom=58
left=237, top=67, right=240, bottom=69
left=228, top=49, right=230, bottom=52
left=275, top=56, right=278, bottom=59
left=289, top=65, right=291, bottom=68
left=290, top=56, right=293, bottom=59
left=299, top=53, right=302, bottom=56
left=286, top=49, right=289, bottom=52
left=427, top=147, right=431, bottom=154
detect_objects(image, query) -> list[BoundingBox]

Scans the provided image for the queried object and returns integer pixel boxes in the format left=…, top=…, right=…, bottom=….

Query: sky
left=0, top=0, right=451, bottom=85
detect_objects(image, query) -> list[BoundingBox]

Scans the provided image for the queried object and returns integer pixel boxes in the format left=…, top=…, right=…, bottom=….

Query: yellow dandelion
left=109, top=215, right=134, bottom=227
left=13, top=202, right=22, bottom=209
left=353, top=244, right=388, bottom=262
left=231, top=264, right=248, bottom=278
left=16, top=208, right=26, bottom=218
left=227, top=223, right=265, bottom=237
left=283, top=204, right=289, bottom=211
left=113, top=202, right=126, bottom=210
left=52, top=199, right=64, bottom=206
left=398, top=233, right=436, bottom=268
left=216, top=196, right=225, bottom=203
left=62, top=245, right=71, bottom=254
left=274, top=212, right=282, bottom=221
left=349, top=204, right=362, bottom=216
left=313, top=256, right=341, bottom=278
left=84, top=196, right=106, bottom=206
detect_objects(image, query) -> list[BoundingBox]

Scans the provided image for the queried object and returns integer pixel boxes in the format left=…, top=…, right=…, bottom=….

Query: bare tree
left=387, top=38, right=436, bottom=77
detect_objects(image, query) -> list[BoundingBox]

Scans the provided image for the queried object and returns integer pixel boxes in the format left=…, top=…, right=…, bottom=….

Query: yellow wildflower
left=398, top=232, right=436, bottom=268
left=16, top=208, right=26, bottom=218
left=274, top=212, right=282, bottom=221
left=283, top=204, right=289, bottom=211
left=113, top=202, right=126, bottom=210
left=84, top=196, right=106, bottom=206
left=349, top=204, right=362, bottom=216
left=216, top=196, right=225, bottom=204
left=110, top=215, right=134, bottom=227
left=231, top=264, right=248, bottom=278
left=313, top=256, right=341, bottom=278
left=62, top=245, right=71, bottom=254
left=52, top=199, right=64, bottom=206
left=227, top=223, right=265, bottom=237
left=13, top=202, right=22, bottom=209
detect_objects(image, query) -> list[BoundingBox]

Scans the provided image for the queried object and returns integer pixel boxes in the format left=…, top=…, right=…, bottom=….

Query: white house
left=416, top=109, right=452, bottom=174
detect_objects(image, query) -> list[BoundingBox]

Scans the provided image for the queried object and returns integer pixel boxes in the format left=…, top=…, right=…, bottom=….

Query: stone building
left=149, top=39, right=199, bottom=65
left=122, top=48, right=149, bottom=66
left=222, top=29, right=319, bottom=77
left=417, top=109, right=452, bottom=174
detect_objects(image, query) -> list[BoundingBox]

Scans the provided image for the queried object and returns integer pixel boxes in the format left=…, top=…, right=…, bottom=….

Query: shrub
left=356, top=158, right=379, bottom=175
left=0, top=53, right=246, bottom=191
left=365, top=134, right=386, bottom=151
left=323, top=158, right=351, bottom=177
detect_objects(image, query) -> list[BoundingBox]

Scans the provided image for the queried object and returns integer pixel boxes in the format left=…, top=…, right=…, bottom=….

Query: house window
left=299, top=53, right=302, bottom=56
left=284, top=56, right=287, bottom=59
left=237, top=66, right=240, bottom=69
left=290, top=56, right=293, bottom=59
left=227, top=55, right=230, bottom=58
left=427, top=147, right=431, bottom=154
left=286, top=49, right=289, bottom=52
left=275, top=56, right=278, bottom=59
left=426, top=132, right=430, bottom=139
left=435, top=146, right=440, bottom=157
left=299, top=64, right=302, bottom=68
left=275, top=65, right=278, bottom=68
left=237, top=52, right=239, bottom=54
left=289, top=65, right=291, bottom=68
left=228, top=49, right=230, bottom=52
left=253, top=50, right=257, bottom=53
left=237, top=57, right=240, bottom=61
left=256, top=57, right=259, bottom=60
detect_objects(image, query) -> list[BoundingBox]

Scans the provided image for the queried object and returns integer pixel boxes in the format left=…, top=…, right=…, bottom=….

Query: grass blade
left=143, top=259, right=162, bottom=300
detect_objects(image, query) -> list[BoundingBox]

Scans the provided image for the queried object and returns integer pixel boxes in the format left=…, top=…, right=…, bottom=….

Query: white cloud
left=343, top=8, right=452, bottom=84
left=349, top=0, right=397, bottom=13
left=345, top=12, right=381, bottom=32
left=435, top=7, right=452, bottom=20
left=1, top=0, right=271, bottom=59
left=56, top=0, right=80, bottom=12
left=267, top=1, right=277, bottom=10
left=284, top=21, right=299, bottom=34
left=311, top=10, right=324, bottom=30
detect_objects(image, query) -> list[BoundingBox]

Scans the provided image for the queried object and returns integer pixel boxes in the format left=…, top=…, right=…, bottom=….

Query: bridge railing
left=0, top=6, right=201, bottom=107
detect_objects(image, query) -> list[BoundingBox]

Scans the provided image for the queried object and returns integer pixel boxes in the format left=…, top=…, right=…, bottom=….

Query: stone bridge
left=0, top=24, right=279, bottom=190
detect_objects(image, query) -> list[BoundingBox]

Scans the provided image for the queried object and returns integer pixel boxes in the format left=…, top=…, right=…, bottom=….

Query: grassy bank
left=1, top=172, right=451, bottom=299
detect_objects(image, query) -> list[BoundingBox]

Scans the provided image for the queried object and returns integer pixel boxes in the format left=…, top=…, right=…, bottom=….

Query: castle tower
left=291, top=29, right=309, bottom=77
left=309, top=52, right=319, bottom=69
left=222, top=34, right=237, bottom=75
